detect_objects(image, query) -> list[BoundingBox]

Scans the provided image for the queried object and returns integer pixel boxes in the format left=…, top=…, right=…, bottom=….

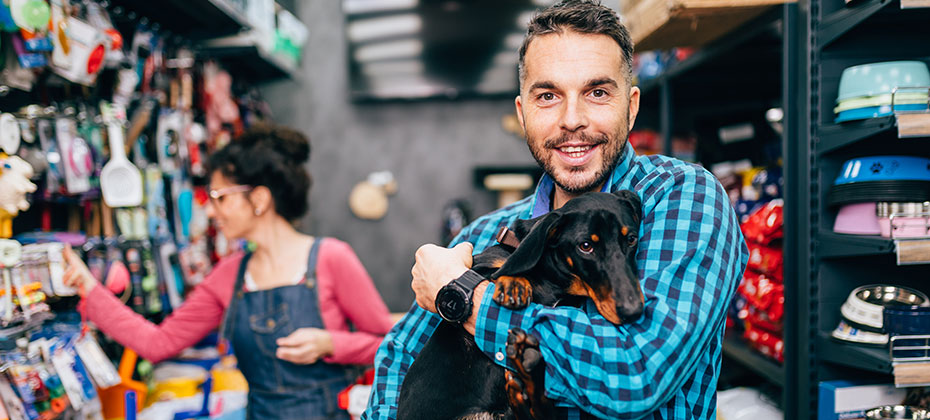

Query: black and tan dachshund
left=397, top=190, right=644, bottom=420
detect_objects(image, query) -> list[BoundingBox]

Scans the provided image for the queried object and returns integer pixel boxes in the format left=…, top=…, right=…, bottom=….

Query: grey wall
left=260, top=2, right=535, bottom=312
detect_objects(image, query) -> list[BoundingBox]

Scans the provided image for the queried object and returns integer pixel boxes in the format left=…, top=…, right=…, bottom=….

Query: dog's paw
left=506, top=328, right=542, bottom=374
left=493, top=276, right=533, bottom=309
left=505, top=329, right=549, bottom=420
left=505, top=369, right=529, bottom=409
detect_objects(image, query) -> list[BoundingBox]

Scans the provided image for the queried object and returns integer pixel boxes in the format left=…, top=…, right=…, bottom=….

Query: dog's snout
left=618, top=293, right=643, bottom=323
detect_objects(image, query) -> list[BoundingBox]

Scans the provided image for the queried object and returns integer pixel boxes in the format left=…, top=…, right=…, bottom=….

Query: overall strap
left=219, top=252, right=253, bottom=345
left=304, top=237, right=324, bottom=287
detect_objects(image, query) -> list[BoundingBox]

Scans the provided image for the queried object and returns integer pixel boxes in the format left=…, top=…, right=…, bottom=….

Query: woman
left=63, top=125, right=394, bottom=419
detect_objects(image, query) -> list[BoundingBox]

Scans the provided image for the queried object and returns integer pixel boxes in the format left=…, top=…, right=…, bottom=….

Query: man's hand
left=411, top=242, right=473, bottom=313
left=276, top=328, right=333, bottom=364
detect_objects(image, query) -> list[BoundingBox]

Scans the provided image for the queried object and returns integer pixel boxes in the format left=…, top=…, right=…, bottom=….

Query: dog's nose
left=618, top=294, right=643, bottom=323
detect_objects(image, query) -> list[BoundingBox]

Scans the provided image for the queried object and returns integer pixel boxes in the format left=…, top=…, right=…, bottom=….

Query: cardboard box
left=621, top=0, right=795, bottom=51
left=818, top=380, right=908, bottom=420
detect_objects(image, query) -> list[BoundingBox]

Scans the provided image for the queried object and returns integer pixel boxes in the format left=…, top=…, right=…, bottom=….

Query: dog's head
left=494, top=190, right=644, bottom=324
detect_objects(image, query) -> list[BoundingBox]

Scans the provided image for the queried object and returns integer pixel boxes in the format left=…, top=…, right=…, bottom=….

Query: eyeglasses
left=208, top=185, right=252, bottom=204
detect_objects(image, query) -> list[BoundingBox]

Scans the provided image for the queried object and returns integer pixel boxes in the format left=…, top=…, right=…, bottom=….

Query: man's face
left=516, top=31, right=640, bottom=194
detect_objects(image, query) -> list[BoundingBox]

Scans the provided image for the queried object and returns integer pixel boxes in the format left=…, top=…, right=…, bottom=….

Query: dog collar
left=495, top=226, right=521, bottom=249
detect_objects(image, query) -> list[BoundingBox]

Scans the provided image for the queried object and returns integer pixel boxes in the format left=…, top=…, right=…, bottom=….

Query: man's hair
left=518, top=0, right=634, bottom=88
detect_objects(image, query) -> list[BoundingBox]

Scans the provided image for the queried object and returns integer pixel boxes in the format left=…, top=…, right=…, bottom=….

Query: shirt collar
left=528, top=141, right=636, bottom=218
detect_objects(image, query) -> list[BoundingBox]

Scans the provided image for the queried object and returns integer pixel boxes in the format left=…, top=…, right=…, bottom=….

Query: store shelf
left=108, top=0, right=251, bottom=39
left=818, top=332, right=893, bottom=374
left=723, top=334, right=786, bottom=387
left=638, top=9, right=783, bottom=97
left=817, top=0, right=893, bottom=49
left=0, top=312, right=55, bottom=344
left=816, top=231, right=895, bottom=258
left=200, top=35, right=298, bottom=81
left=624, top=0, right=792, bottom=51
left=816, top=116, right=895, bottom=155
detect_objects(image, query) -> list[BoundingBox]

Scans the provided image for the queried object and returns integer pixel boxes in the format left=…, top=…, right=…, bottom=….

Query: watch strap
left=454, top=269, right=484, bottom=291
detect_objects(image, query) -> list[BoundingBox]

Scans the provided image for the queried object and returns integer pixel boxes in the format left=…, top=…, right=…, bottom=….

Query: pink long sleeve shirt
left=81, top=239, right=394, bottom=365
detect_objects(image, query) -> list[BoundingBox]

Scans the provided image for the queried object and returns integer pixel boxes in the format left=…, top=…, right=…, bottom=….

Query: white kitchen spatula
left=100, top=122, right=142, bottom=207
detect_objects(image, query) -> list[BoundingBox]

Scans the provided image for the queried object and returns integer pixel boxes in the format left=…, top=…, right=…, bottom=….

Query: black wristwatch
left=436, top=269, right=485, bottom=323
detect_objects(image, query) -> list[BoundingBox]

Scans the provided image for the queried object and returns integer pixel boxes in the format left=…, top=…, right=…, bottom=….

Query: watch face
left=437, top=286, right=469, bottom=322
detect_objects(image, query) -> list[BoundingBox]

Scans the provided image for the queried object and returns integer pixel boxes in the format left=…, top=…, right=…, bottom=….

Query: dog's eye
left=627, top=235, right=637, bottom=247
left=578, top=241, right=594, bottom=254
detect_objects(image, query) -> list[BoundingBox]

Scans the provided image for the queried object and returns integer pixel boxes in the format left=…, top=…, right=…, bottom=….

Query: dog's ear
left=613, top=190, right=643, bottom=225
left=511, top=215, right=543, bottom=238
left=493, top=212, right=562, bottom=278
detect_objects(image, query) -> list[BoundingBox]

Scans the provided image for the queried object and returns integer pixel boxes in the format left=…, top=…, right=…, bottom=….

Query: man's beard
left=528, top=127, right=629, bottom=194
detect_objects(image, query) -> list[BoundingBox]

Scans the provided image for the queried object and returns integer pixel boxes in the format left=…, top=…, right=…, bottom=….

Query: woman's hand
left=411, top=242, right=473, bottom=313
left=62, top=245, right=99, bottom=297
left=276, top=328, right=334, bottom=364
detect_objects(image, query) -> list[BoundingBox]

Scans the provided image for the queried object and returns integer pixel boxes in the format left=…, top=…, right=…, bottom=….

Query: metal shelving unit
left=799, top=0, right=930, bottom=418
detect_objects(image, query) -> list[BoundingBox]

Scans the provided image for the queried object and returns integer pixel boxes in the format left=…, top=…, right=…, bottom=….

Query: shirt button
left=495, top=352, right=505, bottom=362
left=267, top=319, right=275, bottom=328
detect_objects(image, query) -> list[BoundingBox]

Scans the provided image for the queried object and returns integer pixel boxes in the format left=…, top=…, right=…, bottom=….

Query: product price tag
left=73, top=335, right=120, bottom=388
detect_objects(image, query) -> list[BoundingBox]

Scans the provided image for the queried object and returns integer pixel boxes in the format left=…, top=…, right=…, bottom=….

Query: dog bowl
left=884, top=306, right=930, bottom=336
left=841, top=285, right=930, bottom=330
left=831, top=318, right=888, bottom=345
left=833, top=202, right=881, bottom=235
left=835, top=91, right=930, bottom=113
left=835, top=103, right=930, bottom=123
left=876, top=202, right=930, bottom=238
left=837, top=61, right=930, bottom=102
left=834, top=156, right=930, bottom=186
left=865, top=405, right=930, bottom=420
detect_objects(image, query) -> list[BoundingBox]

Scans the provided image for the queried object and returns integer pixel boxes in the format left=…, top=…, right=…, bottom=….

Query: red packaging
left=743, top=305, right=782, bottom=334
left=746, top=242, right=784, bottom=282
left=741, top=200, right=784, bottom=246
left=743, top=324, right=784, bottom=363
left=737, top=272, right=785, bottom=330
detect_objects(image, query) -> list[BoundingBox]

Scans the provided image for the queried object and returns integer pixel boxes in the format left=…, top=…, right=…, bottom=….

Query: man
left=363, top=1, right=748, bottom=418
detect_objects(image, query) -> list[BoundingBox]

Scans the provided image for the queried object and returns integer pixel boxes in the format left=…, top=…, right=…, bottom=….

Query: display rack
left=106, top=0, right=252, bottom=39
left=634, top=4, right=800, bottom=415
left=109, top=0, right=300, bottom=82
left=633, top=0, right=930, bottom=416
left=794, top=0, right=930, bottom=418
left=199, top=35, right=299, bottom=81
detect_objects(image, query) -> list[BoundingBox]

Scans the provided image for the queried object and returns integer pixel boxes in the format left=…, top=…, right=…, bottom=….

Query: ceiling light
left=354, top=39, right=423, bottom=62
left=348, top=14, right=422, bottom=42
left=505, top=33, right=524, bottom=51
left=476, top=65, right=518, bottom=93
left=344, top=0, right=418, bottom=14
left=493, top=51, right=519, bottom=67
left=370, top=80, right=443, bottom=98
left=361, top=60, right=424, bottom=77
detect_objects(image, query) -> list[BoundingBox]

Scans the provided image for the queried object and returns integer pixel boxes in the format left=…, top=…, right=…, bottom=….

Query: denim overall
left=222, top=239, right=354, bottom=419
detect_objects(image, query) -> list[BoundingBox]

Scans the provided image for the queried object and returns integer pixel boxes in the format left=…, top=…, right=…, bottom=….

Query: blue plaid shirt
left=363, top=143, right=749, bottom=419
